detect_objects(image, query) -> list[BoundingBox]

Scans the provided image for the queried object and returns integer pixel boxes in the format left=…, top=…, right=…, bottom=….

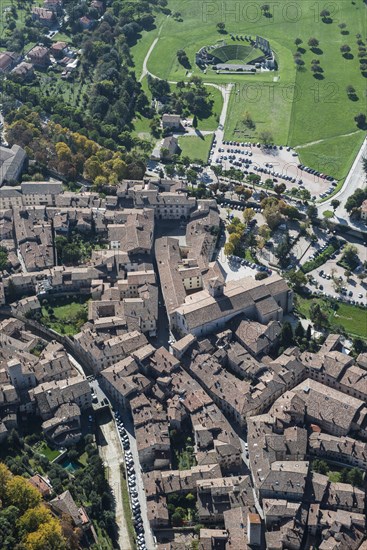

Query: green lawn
left=298, top=130, right=365, bottom=187
left=35, top=441, right=61, bottom=461
left=197, top=85, right=223, bottom=130
left=135, top=0, right=366, bottom=171
left=52, top=31, right=73, bottom=44
left=295, top=295, right=367, bottom=339
left=40, top=295, right=89, bottom=335
left=78, top=452, right=88, bottom=467
left=179, top=134, right=213, bottom=162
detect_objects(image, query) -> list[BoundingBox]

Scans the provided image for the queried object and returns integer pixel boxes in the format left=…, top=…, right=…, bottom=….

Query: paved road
left=318, top=137, right=367, bottom=227
left=99, top=419, right=132, bottom=550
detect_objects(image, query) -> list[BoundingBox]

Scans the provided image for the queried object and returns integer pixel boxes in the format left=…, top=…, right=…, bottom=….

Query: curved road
left=318, top=136, right=367, bottom=228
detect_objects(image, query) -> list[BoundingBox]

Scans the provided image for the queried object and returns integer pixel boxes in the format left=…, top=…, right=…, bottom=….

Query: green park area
left=34, top=440, right=61, bottom=461
left=131, top=0, right=367, bottom=175
left=295, top=295, right=367, bottom=340
left=39, top=295, right=89, bottom=335
left=312, top=459, right=364, bottom=486
left=178, top=135, right=212, bottom=163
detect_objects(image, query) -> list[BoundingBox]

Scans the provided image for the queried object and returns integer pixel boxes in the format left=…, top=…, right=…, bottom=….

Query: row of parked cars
left=114, top=412, right=147, bottom=550
left=298, top=164, right=336, bottom=182
left=222, top=140, right=293, bottom=152
left=229, top=255, right=272, bottom=274
left=218, top=200, right=263, bottom=213
left=253, top=164, right=298, bottom=183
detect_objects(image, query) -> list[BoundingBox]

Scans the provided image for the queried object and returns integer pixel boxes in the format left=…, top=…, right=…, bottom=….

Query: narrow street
left=98, top=416, right=132, bottom=550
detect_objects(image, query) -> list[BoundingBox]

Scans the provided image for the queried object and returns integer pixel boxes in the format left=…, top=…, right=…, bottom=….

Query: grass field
left=40, top=296, right=89, bottom=335
left=296, top=130, right=365, bottom=183
left=131, top=0, right=367, bottom=173
left=296, top=295, right=367, bottom=339
left=35, top=441, right=61, bottom=461
left=179, top=134, right=213, bottom=161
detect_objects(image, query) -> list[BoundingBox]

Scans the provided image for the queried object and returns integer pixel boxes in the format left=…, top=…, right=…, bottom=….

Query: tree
left=345, top=187, right=367, bottom=212
left=262, top=199, right=283, bottom=230
left=312, top=459, right=328, bottom=475
left=172, top=511, right=184, bottom=526
left=346, top=85, right=356, bottom=98
left=287, top=269, right=307, bottom=291
left=246, top=173, right=261, bottom=187
left=294, top=38, right=303, bottom=47
left=310, top=302, right=328, bottom=329
left=165, top=164, right=175, bottom=177
left=18, top=504, right=53, bottom=535
left=295, top=321, right=305, bottom=340
left=242, top=111, right=255, bottom=130
left=243, top=208, right=255, bottom=225
left=192, top=114, right=198, bottom=128
left=261, top=4, right=270, bottom=15
left=338, top=22, right=347, bottom=32
left=23, top=517, right=66, bottom=550
left=275, top=234, right=291, bottom=267
left=0, top=246, right=9, bottom=270
left=311, top=64, right=323, bottom=74
left=308, top=38, right=319, bottom=49
left=274, top=182, right=286, bottom=196
left=354, top=113, right=367, bottom=129
left=353, top=338, right=367, bottom=355
left=320, top=9, right=330, bottom=20
left=224, top=241, right=235, bottom=256
left=307, top=204, right=318, bottom=219
left=341, top=244, right=359, bottom=269
left=347, top=467, right=363, bottom=487
left=280, top=321, right=294, bottom=347
left=331, top=199, right=340, bottom=213
left=0, top=464, right=11, bottom=501
left=6, top=476, right=41, bottom=514
left=361, top=157, right=367, bottom=178
left=295, top=58, right=305, bottom=69
left=258, top=130, right=273, bottom=146
left=216, top=22, right=226, bottom=33
left=306, top=324, right=312, bottom=340
left=340, top=44, right=351, bottom=55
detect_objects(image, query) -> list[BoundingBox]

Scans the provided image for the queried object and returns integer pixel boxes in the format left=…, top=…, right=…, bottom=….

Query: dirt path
left=295, top=130, right=361, bottom=149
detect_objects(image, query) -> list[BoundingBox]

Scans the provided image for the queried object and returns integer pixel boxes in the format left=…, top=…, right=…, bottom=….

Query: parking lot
left=210, top=137, right=337, bottom=197
left=306, top=247, right=367, bottom=307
